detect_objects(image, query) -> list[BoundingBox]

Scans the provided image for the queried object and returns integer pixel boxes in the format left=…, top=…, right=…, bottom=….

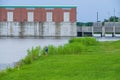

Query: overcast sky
left=0, top=0, right=120, bottom=22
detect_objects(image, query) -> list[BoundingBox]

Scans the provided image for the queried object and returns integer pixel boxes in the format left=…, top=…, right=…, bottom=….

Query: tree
left=109, top=16, right=119, bottom=22
left=103, top=16, right=120, bottom=22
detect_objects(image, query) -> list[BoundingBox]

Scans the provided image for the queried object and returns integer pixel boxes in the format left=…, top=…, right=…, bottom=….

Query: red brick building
left=0, top=6, right=77, bottom=37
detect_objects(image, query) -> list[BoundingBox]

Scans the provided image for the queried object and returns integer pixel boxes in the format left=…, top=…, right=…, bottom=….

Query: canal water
left=0, top=37, right=120, bottom=70
left=0, top=37, right=69, bottom=70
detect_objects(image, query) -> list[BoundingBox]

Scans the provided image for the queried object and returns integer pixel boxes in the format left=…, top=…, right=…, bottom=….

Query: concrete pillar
left=55, top=22, right=60, bottom=37
left=82, top=27, right=84, bottom=37
left=10, top=22, right=13, bottom=37
left=102, top=26, right=105, bottom=37
left=0, top=22, right=1, bottom=36
left=34, top=22, right=37, bottom=37
left=7, top=22, right=8, bottom=37
left=92, top=26, right=94, bottom=37
left=113, top=26, right=115, bottom=37
left=71, top=23, right=76, bottom=37
left=19, top=22, right=24, bottom=38
left=39, top=22, right=43, bottom=37
left=38, top=22, right=40, bottom=36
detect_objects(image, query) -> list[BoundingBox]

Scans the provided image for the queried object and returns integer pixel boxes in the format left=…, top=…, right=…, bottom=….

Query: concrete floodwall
left=77, top=26, right=92, bottom=37
left=77, top=27, right=82, bottom=32
left=93, top=27, right=102, bottom=32
left=43, top=22, right=56, bottom=36
left=0, top=22, right=20, bottom=37
left=93, top=22, right=102, bottom=33
left=0, top=22, right=77, bottom=37
left=77, top=22, right=120, bottom=37
left=23, top=22, right=39, bottom=37
left=82, top=26, right=92, bottom=32
left=77, top=26, right=92, bottom=32
left=60, top=22, right=76, bottom=36
left=115, top=22, right=120, bottom=33
left=93, top=22, right=102, bottom=27
left=104, top=22, right=114, bottom=33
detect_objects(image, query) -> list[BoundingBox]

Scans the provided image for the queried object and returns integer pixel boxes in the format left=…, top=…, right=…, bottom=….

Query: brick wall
left=70, top=8, right=76, bottom=22
left=14, top=8, right=27, bottom=22
left=0, top=7, right=76, bottom=22
left=53, top=8, right=63, bottom=22
left=0, top=8, right=7, bottom=22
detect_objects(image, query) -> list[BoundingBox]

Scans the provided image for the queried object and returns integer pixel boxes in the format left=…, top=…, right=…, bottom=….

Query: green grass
left=0, top=37, right=120, bottom=80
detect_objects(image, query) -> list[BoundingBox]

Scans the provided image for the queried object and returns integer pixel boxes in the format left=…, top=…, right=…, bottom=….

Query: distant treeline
left=76, top=22, right=93, bottom=26
left=104, top=16, right=120, bottom=22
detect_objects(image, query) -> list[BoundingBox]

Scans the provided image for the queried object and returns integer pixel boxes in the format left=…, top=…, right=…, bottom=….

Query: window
left=46, top=12, right=52, bottom=22
left=7, top=12, right=13, bottom=21
left=28, top=12, right=34, bottom=22
left=64, top=12, right=70, bottom=22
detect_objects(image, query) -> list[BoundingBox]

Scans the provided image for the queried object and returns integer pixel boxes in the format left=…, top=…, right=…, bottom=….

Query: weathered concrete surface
left=0, top=22, right=77, bottom=37
left=77, top=22, right=120, bottom=37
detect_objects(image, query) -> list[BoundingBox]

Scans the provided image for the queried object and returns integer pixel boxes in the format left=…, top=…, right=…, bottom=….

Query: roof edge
left=0, top=5, right=77, bottom=8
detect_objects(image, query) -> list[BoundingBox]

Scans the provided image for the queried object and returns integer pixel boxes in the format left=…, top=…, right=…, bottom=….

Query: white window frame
left=28, top=12, right=34, bottom=22
left=64, top=12, right=70, bottom=22
left=7, top=12, right=13, bottom=22
left=46, top=12, right=52, bottom=22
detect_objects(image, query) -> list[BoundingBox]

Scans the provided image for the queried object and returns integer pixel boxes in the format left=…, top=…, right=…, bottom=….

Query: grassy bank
left=0, top=37, right=120, bottom=80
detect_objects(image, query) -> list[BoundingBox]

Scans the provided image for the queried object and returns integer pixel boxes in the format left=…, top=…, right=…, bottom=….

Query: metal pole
left=0, top=10, right=1, bottom=36
left=113, top=8, right=116, bottom=37
left=96, top=11, right=99, bottom=37
left=97, top=11, right=98, bottom=22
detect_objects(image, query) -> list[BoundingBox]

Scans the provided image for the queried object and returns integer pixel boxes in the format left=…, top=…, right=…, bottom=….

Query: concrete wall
left=0, top=22, right=20, bottom=36
left=77, top=22, right=120, bottom=37
left=0, top=22, right=77, bottom=37
left=60, top=22, right=76, bottom=36
left=43, top=22, right=55, bottom=36
left=82, top=26, right=92, bottom=32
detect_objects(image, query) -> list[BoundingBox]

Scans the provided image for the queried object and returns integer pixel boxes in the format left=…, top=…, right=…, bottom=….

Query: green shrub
left=57, top=45, right=65, bottom=55
left=31, top=46, right=40, bottom=60
left=82, top=37, right=98, bottom=45
left=47, top=42, right=85, bottom=55
left=6, top=67, right=13, bottom=72
left=47, top=37, right=97, bottom=55
left=15, top=59, right=25, bottom=70
left=48, top=45, right=57, bottom=55
left=63, top=43, right=85, bottom=54
left=16, top=46, right=42, bottom=65
left=0, top=67, right=13, bottom=77
left=23, top=55, right=33, bottom=64
left=69, top=37, right=98, bottom=46
left=0, top=70, right=7, bottom=77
